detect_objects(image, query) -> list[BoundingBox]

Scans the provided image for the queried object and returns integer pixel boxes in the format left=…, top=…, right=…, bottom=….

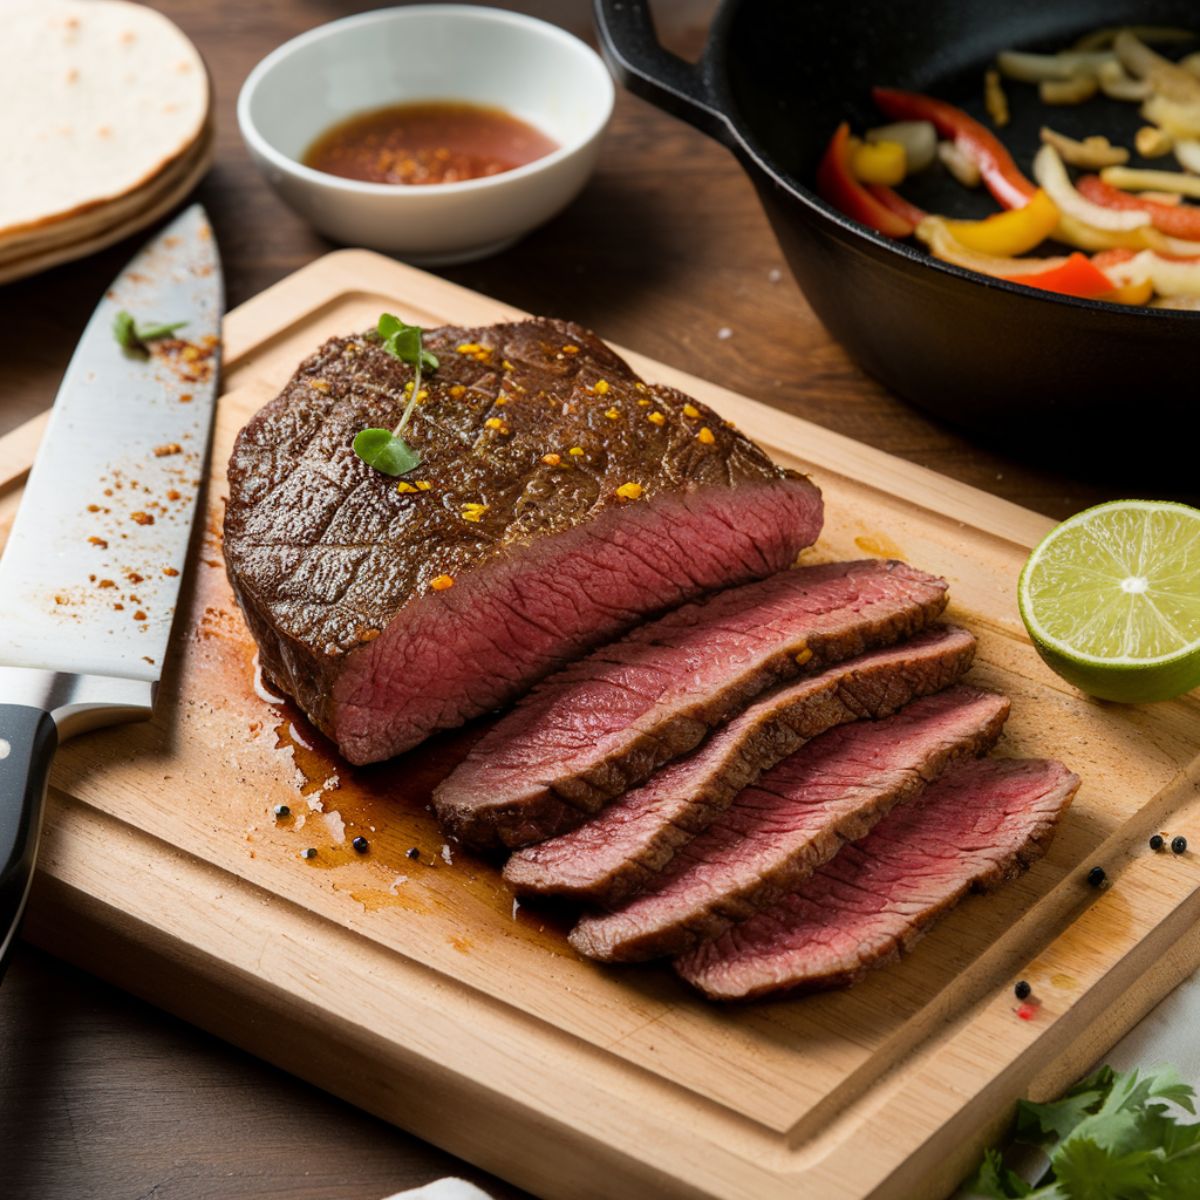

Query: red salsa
left=303, top=101, right=559, bottom=186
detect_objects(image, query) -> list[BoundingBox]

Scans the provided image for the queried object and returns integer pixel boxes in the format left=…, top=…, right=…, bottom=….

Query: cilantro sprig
left=352, top=314, right=440, bottom=477
left=113, top=310, right=188, bottom=358
left=970, top=1063, right=1200, bottom=1199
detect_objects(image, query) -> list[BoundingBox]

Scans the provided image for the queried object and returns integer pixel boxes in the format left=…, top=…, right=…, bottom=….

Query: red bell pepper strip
left=865, top=184, right=928, bottom=227
left=1091, top=248, right=1137, bottom=272
left=999, top=252, right=1115, bottom=297
left=1076, top=174, right=1200, bottom=241
left=816, top=123, right=915, bottom=238
left=872, top=87, right=1037, bottom=211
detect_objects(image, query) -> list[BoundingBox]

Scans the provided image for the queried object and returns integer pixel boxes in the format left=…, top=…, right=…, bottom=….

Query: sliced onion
left=1117, top=30, right=1200, bottom=103
left=1105, top=249, right=1200, bottom=295
left=915, top=216, right=1069, bottom=277
left=1034, top=143, right=1151, bottom=231
left=997, top=49, right=1113, bottom=83
left=1075, top=26, right=1195, bottom=52
left=1152, top=294, right=1200, bottom=309
left=937, top=139, right=981, bottom=188
left=1040, top=127, right=1129, bottom=168
left=1175, top=138, right=1200, bottom=173
left=1097, top=59, right=1151, bottom=101
left=1143, top=93, right=1200, bottom=138
left=866, top=121, right=936, bottom=173
left=1100, top=164, right=1200, bottom=198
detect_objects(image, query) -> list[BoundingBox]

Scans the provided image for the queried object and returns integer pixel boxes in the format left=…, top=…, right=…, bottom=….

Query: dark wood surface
left=0, top=3, right=1188, bottom=1198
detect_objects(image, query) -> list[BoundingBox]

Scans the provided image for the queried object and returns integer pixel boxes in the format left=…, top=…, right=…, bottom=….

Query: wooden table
left=0, top=3, right=1189, bottom=1197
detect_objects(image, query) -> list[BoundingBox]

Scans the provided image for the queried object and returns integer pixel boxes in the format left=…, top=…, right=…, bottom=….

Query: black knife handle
left=0, top=704, right=57, bottom=977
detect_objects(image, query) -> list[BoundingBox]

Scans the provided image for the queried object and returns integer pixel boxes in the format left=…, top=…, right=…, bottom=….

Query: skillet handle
left=593, top=0, right=732, bottom=144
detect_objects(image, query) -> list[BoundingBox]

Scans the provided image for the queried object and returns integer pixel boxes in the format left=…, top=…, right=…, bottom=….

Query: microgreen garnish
left=352, top=314, right=440, bottom=477
left=113, top=310, right=188, bottom=357
left=970, top=1062, right=1199, bottom=1198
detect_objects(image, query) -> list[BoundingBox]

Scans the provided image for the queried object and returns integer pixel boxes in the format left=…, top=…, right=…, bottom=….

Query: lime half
left=1018, top=499, right=1200, bottom=704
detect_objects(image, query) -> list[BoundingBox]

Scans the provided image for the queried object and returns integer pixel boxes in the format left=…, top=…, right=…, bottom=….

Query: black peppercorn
left=273, top=804, right=291, bottom=819
left=352, top=835, right=369, bottom=854
left=406, top=847, right=420, bottom=860
left=1150, top=834, right=1165, bottom=851
left=302, top=847, right=317, bottom=860
left=1172, top=835, right=1188, bottom=855
left=1014, top=980, right=1032, bottom=1001
left=1087, top=865, right=1106, bottom=887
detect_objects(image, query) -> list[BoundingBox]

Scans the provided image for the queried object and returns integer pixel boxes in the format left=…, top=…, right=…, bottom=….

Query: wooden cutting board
left=3, top=249, right=1199, bottom=1200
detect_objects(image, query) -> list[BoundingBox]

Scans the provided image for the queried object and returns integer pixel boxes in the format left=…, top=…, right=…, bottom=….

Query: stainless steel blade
left=0, top=205, right=223, bottom=686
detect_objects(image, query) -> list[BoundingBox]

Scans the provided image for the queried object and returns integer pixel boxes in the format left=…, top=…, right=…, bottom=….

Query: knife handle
left=0, top=704, right=57, bottom=977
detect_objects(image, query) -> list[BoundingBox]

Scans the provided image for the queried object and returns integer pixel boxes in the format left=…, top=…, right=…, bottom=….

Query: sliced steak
left=569, top=685, right=1010, bottom=963
left=676, top=757, right=1079, bottom=1000
left=436, top=559, right=949, bottom=849
left=224, top=318, right=823, bottom=764
left=504, top=624, right=977, bottom=905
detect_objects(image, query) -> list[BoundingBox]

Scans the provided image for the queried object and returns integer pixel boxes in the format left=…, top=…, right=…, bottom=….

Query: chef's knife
left=0, top=205, right=222, bottom=972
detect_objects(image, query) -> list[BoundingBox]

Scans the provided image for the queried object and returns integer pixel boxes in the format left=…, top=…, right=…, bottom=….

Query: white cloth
left=388, top=973, right=1200, bottom=1200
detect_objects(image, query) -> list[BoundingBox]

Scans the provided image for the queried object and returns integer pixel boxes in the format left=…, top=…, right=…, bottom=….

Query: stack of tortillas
left=0, top=0, right=212, bottom=285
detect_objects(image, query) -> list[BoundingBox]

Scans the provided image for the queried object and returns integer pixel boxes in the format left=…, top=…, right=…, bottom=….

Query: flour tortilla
left=0, top=0, right=209, bottom=240
left=0, top=112, right=213, bottom=265
left=0, top=124, right=214, bottom=285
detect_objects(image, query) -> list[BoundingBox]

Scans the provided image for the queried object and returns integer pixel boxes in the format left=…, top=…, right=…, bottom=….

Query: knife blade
left=0, top=204, right=223, bottom=970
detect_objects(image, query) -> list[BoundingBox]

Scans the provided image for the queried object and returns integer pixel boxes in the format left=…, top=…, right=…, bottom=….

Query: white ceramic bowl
left=238, top=5, right=614, bottom=265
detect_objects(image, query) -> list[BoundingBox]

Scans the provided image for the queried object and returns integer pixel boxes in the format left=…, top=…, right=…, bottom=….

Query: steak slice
left=504, top=624, right=977, bottom=905
left=676, top=757, right=1079, bottom=1000
left=436, top=559, right=949, bottom=850
left=224, top=318, right=823, bottom=764
left=569, top=685, right=1010, bottom=963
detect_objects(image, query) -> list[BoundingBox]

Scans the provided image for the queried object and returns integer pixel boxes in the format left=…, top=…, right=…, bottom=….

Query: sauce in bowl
left=303, top=101, right=559, bottom=186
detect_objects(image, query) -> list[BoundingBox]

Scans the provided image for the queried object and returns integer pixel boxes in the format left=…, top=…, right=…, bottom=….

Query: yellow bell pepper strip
left=998, top=253, right=1116, bottom=297
left=817, top=123, right=915, bottom=237
left=940, top=189, right=1060, bottom=256
left=916, top=216, right=1070, bottom=276
left=1100, top=278, right=1155, bottom=304
left=850, top=139, right=906, bottom=185
left=872, top=87, right=1037, bottom=209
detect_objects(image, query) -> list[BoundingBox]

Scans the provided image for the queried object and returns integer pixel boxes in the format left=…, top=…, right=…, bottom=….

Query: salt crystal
left=322, top=810, right=345, bottom=843
left=441, top=843, right=453, bottom=865
left=716, top=326, right=733, bottom=340
left=388, top=875, right=409, bottom=894
left=768, top=267, right=783, bottom=283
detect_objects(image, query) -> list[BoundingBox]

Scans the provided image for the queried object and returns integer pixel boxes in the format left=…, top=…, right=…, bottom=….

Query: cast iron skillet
left=594, top=0, right=1199, bottom=473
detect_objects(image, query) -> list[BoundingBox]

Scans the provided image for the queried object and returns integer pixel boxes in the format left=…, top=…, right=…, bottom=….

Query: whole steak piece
left=676, top=757, right=1079, bottom=1000
left=223, top=319, right=823, bottom=764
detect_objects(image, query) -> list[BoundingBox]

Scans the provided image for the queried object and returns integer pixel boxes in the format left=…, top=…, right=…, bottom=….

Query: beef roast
left=676, top=757, right=1079, bottom=1000
left=569, top=685, right=1010, bottom=962
left=504, top=624, right=977, bottom=905
left=223, top=319, right=823, bottom=764
left=436, top=559, right=950, bottom=849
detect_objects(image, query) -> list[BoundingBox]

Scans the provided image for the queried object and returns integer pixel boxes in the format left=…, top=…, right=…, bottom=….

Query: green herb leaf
left=1050, top=1139, right=1159, bottom=1200
left=352, top=428, right=422, bottom=477
left=113, top=310, right=188, bottom=358
left=134, top=319, right=188, bottom=341
left=378, top=313, right=439, bottom=372
left=354, top=315, right=439, bottom=476
left=969, top=1149, right=1035, bottom=1198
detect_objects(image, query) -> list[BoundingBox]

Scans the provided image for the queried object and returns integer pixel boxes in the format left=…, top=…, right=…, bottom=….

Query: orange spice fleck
left=310, top=379, right=331, bottom=392
left=415, top=480, right=432, bottom=491
left=604, top=407, right=620, bottom=420
left=449, top=384, right=466, bottom=399
left=542, top=453, right=562, bottom=466
left=615, top=482, right=644, bottom=501
left=131, top=511, right=154, bottom=525
left=494, top=395, right=508, bottom=406
left=592, top=379, right=610, bottom=395
left=697, top=426, right=715, bottom=445
left=682, top=403, right=701, bottom=419
left=88, top=536, right=108, bottom=548
left=153, top=443, right=182, bottom=457
left=98, top=579, right=116, bottom=589
left=397, top=482, right=419, bottom=494
left=86, top=504, right=101, bottom=513
left=163, top=566, right=180, bottom=577
left=430, top=574, right=455, bottom=591
left=133, top=610, right=147, bottom=622
left=647, top=411, right=666, bottom=426
left=568, top=446, right=585, bottom=457
left=637, top=398, right=651, bottom=407
left=484, top=417, right=509, bottom=433
left=166, top=489, right=181, bottom=501
left=562, top=344, right=579, bottom=355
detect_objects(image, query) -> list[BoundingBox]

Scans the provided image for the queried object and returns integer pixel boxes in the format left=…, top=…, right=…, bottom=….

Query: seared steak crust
left=223, top=318, right=822, bottom=763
